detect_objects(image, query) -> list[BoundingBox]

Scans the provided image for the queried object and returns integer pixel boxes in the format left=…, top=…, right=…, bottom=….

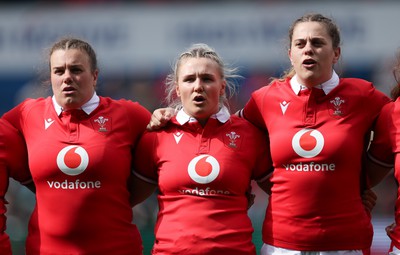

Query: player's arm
left=130, top=130, right=158, bottom=206
left=256, top=173, right=273, bottom=196
left=364, top=102, right=395, bottom=187
left=364, top=154, right=393, bottom=188
left=128, top=174, right=157, bottom=207
left=2, top=119, right=36, bottom=193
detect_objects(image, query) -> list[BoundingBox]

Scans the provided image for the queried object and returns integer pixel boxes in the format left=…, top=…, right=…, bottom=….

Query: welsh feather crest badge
left=224, top=131, right=242, bottom=149
left=329, top=96, right=346, bottom=118
left=91, top=116, right=112, bottom=132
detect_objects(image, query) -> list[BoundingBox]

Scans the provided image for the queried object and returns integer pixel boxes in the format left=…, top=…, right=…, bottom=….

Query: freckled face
left=50, top=49, right=98, bottom=110
left=288, top=21, right=340, bottom=87
left=176, top=57, right=226, bottom=124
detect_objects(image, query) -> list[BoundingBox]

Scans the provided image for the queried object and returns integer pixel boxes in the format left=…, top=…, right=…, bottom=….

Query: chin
left=63, top=101, right=80, bottom=110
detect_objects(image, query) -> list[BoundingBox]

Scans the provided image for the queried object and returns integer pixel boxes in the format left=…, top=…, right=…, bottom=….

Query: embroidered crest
left=329, top=96, right=346, bottom=118
left=225, top=131, right=241, bottom=149
left=92, top=116, right=111, bottom=132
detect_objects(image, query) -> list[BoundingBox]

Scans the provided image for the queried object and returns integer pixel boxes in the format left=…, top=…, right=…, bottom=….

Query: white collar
left=176, top=106, right=231, bottom=125
left=52, top=92, right=100, bottom=116
left=290, top=70, right=339, bottom=95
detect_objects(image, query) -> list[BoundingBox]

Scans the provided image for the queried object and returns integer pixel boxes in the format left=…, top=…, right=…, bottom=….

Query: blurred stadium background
left=1, top=1, right=399, bottom=254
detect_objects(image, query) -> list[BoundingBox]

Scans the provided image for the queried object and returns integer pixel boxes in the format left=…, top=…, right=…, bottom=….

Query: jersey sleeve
left=242, top=87, right=268, bottom=131
left=249, top=124, right=273, bottom=182
left=132, top=130, right=158, bottom=184
left=2, top=99, right=34, bottom=132
left=368, top=101, right=395, bottom=166
left=0, top=119, right=31, bottom=185
left=121, top=100, right=151, bottom=145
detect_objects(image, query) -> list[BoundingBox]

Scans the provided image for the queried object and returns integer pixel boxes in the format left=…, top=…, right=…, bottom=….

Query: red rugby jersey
left=0, top=119, right=31, bottom=255
left=376, top=99, right=400, bottom=249
left=3, top=96, right=150, bottom=255
left=133, top=108, right=272, bottom=255
left=243, top=78, right=390, bottom=251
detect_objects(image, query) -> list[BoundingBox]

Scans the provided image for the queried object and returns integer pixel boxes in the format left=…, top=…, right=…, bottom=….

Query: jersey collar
left=176, top=106, right=231, bottom=125
left=52, top=92, right=100, bottom=116
left=290, top=70, right=339, bottom=95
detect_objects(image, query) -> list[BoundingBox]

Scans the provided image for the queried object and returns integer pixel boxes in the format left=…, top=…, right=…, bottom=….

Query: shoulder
left=17, top=97, right=48, bottom=110
left=339, top=78, right=378, bottom=93
left=0, top=118, right=28, bottom=167
left=0, top=119, right=18, bottom=138
left=0, top=119, right=24, bottom=149
left=393, top=98, right=400, bottom=114
left=250, top=79, right=288, bottom=100
left=137, top=129, right=158, bottom=144
left=135, top=127, right=174, bottom=156
left=339, top=78, right=390, bottom=101
left=101, top=96, right=145, bottom=109
left=100, top=97, right=151, bottom=118
left=229, top=115, right=267, bottom=137
left=341, top=77, right=372, bottom=85
left=253, top=79, right=281, bottom=92
left=3, top=97, right=49, bottom=122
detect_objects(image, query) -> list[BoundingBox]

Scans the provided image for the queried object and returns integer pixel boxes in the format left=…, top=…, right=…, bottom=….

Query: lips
left=62, top=86, right=77, bottom=95
left=193, top=95, right=205, bottom=103
left=302, top=58, right=317, bottom=68
left=63, top=86, right=76, bottom=92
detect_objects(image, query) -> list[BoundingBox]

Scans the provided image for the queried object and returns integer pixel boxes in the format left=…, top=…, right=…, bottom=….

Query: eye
left=294, top=41, right=305, bottom=48
left=202, top=77, right=212, bottom=82
left=311, top=39, right=325, bottom=47
left=183, top=77, right=195, bottom=83
left=70, top=67, right=83, bottom=74
left=53, top=69, right=64, bottom=75
left=201, top=74, right=215, bottom=83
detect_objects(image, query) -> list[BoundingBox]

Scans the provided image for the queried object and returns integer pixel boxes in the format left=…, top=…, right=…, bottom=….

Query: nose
left=303, top=41, right=314, bottom=55
left=193, top=78, right=204, bottom=92
left=63, top=70, right=73, bottom=84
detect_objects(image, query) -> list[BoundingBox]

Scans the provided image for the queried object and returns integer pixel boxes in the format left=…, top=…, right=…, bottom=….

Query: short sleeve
left=368, top=101, right=395, bottom=166
left=132, top=130, right=158, bottom=184
left=0, top=119, right=31, bottom=184
left=243, top=93, right=267, bottom=130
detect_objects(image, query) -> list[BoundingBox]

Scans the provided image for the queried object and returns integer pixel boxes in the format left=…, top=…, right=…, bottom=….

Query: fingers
left=361, top=189, right=377, bottom=212
left=362, top=199, right=376, bottom=213
left=386, top=222, right=396, bottom=235
left=146, top=108, right=174, bottom=131
left=146, top=114, right=163, bottom=131
left=363, top=189, right=378, bottom=200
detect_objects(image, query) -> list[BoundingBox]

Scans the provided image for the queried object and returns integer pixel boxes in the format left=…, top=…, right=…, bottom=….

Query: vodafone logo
left=188, top=155, right=220, bottom=184
left=56, top=145, right=89, bottom=176
left=292, top=129, right=324, bottom=158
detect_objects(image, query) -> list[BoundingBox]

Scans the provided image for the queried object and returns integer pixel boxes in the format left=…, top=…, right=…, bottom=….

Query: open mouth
left=193, top=95, right=206, bottom=103
left=63, top=86, right=76, bottom=91
left=62, top=86, right=77, bottom=95
left=303, top=59, right=317, bottom=68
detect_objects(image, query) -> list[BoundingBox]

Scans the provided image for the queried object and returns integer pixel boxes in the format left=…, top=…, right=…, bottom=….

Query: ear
left=92, top=69, right=99, bottom=87
left=220, top=80, right=226, bottom=96
left=332, top=47, right=341, bottom=64
left=288, top=49, right=293, bottom=66
left=175, top=82, right=181, bottom=97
